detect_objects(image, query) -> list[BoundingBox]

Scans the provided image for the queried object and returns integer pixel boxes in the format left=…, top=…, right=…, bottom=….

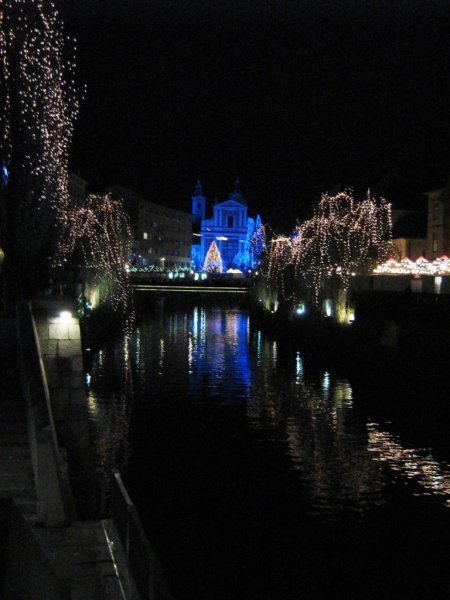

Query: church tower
left=192, top=179, right=206, bottom=225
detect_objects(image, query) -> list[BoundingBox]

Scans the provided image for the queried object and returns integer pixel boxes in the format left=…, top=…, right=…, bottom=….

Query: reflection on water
left=89, top=304, right=450, bottom=516
left=246, top=338, right=386, bottom=517
left=368, top=424, right=450, bottom=507
left=87, top=336, right=133, bottom=485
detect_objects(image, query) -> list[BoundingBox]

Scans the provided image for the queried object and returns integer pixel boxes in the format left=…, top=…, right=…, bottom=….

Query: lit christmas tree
left=203, top=240, right=223, bottom=273
left=251, top=215, right=266, bottom=268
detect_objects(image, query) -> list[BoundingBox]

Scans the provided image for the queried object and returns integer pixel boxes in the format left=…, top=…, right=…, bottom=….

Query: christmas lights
left=202, top=240, right=223, bottom=273
left=373, top=254, right=450, bottom=275
left=294, top=189, right=393, bottom=304
left=257, top=190, right=393, bottom=312
left=57, top=193, right=134, bottom=328
left=1, top=0, right=82, bottom=298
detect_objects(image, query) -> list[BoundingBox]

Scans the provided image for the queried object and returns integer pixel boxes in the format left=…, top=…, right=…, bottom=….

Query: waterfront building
left=109, top=186, right=192, bottom=271
left=391, top=208, right=427, bottom=261
left=425, top=186, right=450, bottom=259
left=191, top=179, right=263, bottom=272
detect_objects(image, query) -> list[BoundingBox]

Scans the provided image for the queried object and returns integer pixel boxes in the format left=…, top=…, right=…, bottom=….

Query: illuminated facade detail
left=108, top=186, right=192, bottom=271
left=191, top=179, right=263, bottom=271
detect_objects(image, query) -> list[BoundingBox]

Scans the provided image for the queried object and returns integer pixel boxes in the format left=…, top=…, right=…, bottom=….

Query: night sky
left=61, top=0, right=450, bottom=229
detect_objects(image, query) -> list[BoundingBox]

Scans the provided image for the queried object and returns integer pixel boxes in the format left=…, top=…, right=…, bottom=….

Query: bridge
left=133, top=283, right=249, bottom=295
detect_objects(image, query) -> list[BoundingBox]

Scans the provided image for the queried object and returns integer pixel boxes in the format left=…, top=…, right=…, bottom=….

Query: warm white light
left=59, top=310, right=72, bottom=321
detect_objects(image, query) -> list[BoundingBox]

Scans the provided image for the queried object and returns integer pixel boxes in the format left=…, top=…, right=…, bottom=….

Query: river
left=88, top=298, right=450, bottom=600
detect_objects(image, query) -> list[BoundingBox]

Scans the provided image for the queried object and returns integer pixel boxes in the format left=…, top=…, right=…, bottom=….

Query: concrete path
left=0, top=317, right=139, bottom=599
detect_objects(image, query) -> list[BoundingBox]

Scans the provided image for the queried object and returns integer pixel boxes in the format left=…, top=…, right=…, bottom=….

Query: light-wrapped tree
left=203, top=240, right=223, bottom=273
left=0, top=0, right=79, bottom=301
left=293, top=189, right=393, bottom=313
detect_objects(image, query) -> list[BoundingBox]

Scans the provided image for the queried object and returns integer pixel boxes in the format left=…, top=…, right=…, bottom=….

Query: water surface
left=89, top=301, right=450, bottom=599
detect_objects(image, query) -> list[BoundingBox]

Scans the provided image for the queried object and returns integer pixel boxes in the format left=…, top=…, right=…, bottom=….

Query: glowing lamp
left=59, top=310, right=72, bottom=322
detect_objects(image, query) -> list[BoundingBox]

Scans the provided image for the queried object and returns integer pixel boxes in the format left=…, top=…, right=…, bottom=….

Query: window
left=227, top=216, right=234, bottom=228
left=143, top=232, right=148, bottom=240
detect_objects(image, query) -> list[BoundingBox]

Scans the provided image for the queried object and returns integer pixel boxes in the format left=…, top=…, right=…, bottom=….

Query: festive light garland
left=373, top=255, right=450, bottom=275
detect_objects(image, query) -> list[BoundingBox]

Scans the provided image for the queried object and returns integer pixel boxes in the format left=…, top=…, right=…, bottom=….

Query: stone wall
left=32, top=298, right=100, bottom=518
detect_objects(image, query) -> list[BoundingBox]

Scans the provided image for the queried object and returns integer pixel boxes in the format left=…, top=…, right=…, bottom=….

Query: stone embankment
left=250, top=290, right=450, bottom=386
left=0, top=300, right=170, bottom=599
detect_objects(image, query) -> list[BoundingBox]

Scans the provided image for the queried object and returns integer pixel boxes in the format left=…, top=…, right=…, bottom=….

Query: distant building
left=425, top=187, right=450, bottom=259
left=391, top=207, right=427, bottom=260
left=68, top=172, right=88, bottom=206
left=108, top=186, right=192, bottom=271
left=191, top=179, right=263, bottom=272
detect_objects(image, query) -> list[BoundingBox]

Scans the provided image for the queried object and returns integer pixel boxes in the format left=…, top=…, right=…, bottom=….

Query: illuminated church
left=191, top=179, right=263, bottom=272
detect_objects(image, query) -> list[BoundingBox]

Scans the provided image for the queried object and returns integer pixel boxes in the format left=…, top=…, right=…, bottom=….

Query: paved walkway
left=0, top=317, right=139, bottom=599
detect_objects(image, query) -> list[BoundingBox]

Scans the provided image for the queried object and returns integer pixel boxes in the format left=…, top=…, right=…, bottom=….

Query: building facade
left=109, top=186, right=192, bottom=271
left=68, top=172, right=88, bottom=206
left=425, top=187, right=450, bottom=259
left=191, top=179, right=263, bottom=272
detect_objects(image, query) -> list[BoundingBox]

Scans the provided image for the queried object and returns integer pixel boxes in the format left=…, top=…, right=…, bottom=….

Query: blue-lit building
left=191, top=179, right=263, bottom=272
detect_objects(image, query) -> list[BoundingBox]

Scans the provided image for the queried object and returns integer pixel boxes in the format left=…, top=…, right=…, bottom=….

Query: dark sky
left=61, top=0, right=450, bottom=229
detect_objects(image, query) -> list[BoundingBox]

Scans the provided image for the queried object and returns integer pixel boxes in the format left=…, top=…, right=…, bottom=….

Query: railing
left=111, top=470, right=173, bottom=600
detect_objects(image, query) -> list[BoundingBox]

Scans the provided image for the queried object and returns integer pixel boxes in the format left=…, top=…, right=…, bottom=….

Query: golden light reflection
left=87, top=391, right=99, bottom=418
left=188, top=336, right=193, bottom=373
left=295, top=351, right=303, bottom=385
left=271, top=340, right=278, bottom=367
left=134, top=328, right=141, bottom=374
left=367, top=424, right=450, bottom=507
left=248, top=370, right=385, bottom=515
left=158, top=338, right=165, bottom=373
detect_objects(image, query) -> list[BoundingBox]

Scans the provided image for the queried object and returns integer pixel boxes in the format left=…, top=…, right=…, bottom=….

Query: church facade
left=191, top=179, right=263, bottom=272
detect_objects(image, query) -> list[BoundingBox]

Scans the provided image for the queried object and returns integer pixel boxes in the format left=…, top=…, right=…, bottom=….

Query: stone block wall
left=32, top=299, right=100, bottom=517
left=35, top=308, right=88, bottom=441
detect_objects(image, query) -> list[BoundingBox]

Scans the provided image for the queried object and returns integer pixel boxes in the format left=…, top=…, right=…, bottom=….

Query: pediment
left=215, top=199, right=246, bottom=209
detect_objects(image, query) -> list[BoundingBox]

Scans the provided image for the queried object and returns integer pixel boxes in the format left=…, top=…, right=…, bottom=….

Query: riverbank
left=249, top=289, right=450, bottom=388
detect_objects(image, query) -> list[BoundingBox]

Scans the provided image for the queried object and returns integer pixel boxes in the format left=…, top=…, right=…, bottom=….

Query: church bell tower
left=192, top=179, right=206, bottom=225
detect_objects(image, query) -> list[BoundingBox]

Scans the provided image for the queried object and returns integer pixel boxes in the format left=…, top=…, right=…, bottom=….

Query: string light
left=202, top=240, right=223, bottom=273
left=374, top=255, right=450, bottom=275
left=258, top=190, right=393, bottom=310
left=57, top=193, right=134, bottom=329
left=1, top=1, right=133, bottom=326
left=1, top=0, right=80, bottom=217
